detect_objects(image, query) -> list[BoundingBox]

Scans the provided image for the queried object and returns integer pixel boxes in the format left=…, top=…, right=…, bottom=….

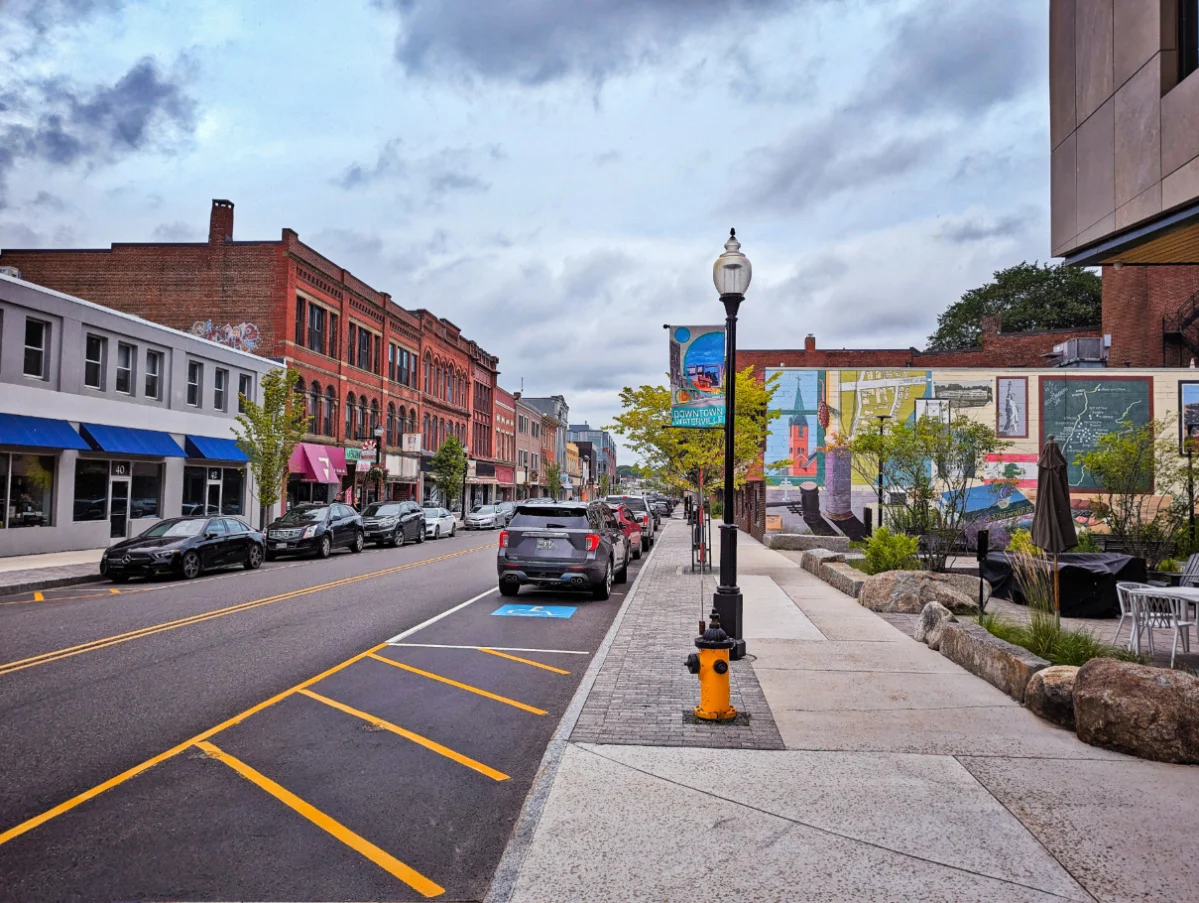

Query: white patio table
left=1125, top=586, right=1199, bottom=658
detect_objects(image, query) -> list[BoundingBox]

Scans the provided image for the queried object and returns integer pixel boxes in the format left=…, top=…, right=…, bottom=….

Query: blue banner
left=669, top=325, right=726, bottom=429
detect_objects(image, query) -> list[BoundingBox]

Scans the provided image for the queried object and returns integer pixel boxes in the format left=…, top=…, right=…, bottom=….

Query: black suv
left=362, top=500, right=425, bottom=547
left=498, top=501, right=630, bottom=600
left=605, top=495, right=656, bottom=548
left=264, top=503, right=364, bottom=560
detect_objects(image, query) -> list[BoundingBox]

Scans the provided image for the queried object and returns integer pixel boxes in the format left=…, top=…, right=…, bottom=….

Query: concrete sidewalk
left=0, top=548, right=105, bottom=597
left=490, top=519, right=1199, bottom=903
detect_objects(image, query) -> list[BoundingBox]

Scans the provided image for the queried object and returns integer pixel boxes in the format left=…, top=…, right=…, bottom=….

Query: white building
left=0, top=272, right=283, bottom=556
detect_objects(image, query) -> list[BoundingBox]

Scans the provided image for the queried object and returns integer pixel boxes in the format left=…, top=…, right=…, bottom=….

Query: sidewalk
left=0, top=548, right=105, bottom=597
left=489, top=519, right=1199, bottom=903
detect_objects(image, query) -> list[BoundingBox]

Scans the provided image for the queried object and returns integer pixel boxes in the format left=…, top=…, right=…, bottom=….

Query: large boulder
left=859, top=571, right=981, bottom=616
left=1073, top=659, right=1199, bottom=764
left=939, top=622, right=1050, bottom=702
left=1025, top=666, right=1079, bottom=729
left=914, top=600, right=956, bottom=650
left=942, top=574, right=992, bottom=607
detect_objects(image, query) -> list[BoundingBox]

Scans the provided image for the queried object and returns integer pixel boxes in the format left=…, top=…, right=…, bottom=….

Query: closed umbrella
left=1031, top=435, right=1077, bottom=614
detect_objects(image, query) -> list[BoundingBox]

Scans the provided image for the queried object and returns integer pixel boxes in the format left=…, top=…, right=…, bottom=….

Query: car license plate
left=274, top=542, right=288, bottom=549
left=537, top=539, right=555, bottom=550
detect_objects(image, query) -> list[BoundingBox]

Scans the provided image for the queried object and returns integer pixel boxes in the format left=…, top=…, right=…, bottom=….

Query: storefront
left=0, top=414, right=89, bottom=534
left=385, top=453, right=419, bottom=502
left=287, top=442, right=347, bottom=509
left=467, top=460, right=497, bottom=508
left=496, top=464, right=515, bottom=502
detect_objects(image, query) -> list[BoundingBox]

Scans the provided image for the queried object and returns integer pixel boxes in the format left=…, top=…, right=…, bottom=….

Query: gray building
left=521, top=394, right=569, bottom=466
left=569, top=423, right=617, bottom=491
left=0, top=272, right=282, bottom=556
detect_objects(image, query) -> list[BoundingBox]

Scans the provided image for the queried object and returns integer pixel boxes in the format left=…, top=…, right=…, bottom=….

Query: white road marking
left=384, top=588, right=499, bottom=643
left=387, top=643, right=590, bottom=655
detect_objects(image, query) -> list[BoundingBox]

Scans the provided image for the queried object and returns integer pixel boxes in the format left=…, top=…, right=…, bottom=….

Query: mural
left=997, top=377, right=1028, bottom=438
left=190, top=320, right=262, bottom=353
left=1040, top=377, right=1152, bottom=490
left=765, top=369, right=824, bottom=491
left=1180, top=381, right=1199, bottom=451
left=915, top=397, right=951, bottom=424
left=935, top=380, right=993, bottom=409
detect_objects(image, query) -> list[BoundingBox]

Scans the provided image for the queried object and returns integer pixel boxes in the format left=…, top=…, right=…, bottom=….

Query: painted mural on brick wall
left=190, top=320, right=262, bottom=353
left=763, top=367, right=1185, bottom=542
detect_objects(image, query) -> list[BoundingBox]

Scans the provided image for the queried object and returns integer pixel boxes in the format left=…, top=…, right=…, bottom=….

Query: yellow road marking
left=196, top=740, right=443, bottom=898
left=0, top=643, right=387, bottom=848
left=32, top=592, right=43, bottom=602
left=299, top=689, right=509, bottom=781
left=478, top=647, right=571, bottom=675
left=109, top=588, right=120, bottom=595
left=367, top=653, right=547, bottom=715
left=0, top=546, right=487, bottom=678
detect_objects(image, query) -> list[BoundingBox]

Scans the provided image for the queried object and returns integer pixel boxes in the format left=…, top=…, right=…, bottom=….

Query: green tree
left=608, top=367, right=787, bottom=497
left=849, top=414, right=1009, bottom=571
left=926, top=262, right=1101, bottom=351
left=430, top=435, right=467, bottom=512
left=545, top=460, right=562, bottom=500
left=598, top=473, right=612, bottom=497
left=232, top=367, right=310, bottom=529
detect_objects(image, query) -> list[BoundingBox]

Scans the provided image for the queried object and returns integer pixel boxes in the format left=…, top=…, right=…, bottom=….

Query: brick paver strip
left=570, top=520, right=784, bottom=750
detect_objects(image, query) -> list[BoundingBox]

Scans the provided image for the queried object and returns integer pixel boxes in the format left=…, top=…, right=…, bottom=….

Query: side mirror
left=205, top=531, right=218, bottom=540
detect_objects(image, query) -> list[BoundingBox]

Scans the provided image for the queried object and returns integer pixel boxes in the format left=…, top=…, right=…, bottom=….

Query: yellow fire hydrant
left=685, top=609, right=738, bottom=722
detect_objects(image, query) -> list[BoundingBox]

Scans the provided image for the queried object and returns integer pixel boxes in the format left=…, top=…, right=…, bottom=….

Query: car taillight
left=499, top=530, right=509, bottom=548
left=585, top=533, right=601, bottom=551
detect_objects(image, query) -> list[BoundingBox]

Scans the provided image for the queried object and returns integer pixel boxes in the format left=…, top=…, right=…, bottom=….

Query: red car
left=612, top=504, right=644, bottom=560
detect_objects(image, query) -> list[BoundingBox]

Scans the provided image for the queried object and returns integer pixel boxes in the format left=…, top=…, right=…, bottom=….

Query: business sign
left=403, top=434, right=422, bottom=453
left=360, top=440, right=377, bottom=464
left=669, top=324, right=726, bottom=428
left=345, top=446, right=361, bottom=464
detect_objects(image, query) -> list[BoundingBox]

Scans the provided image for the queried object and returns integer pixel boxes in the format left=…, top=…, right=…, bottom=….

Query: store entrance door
left=109, top=466, right=131, bottom=539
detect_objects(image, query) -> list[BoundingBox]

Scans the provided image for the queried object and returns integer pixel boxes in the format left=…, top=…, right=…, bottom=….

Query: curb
left=483, top=518, right=669, bottom=903
left=0, top=573, right=103, bottom=598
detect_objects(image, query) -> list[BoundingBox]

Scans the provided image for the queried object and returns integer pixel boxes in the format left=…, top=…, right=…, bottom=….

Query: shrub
left=862, top=527, right=920, bottom=575
left=1074, top=529, right=1101, bottom=553
left=1156, top=557, right=1182, bottom=574
left=1007, top=528, right=1038, bottom=556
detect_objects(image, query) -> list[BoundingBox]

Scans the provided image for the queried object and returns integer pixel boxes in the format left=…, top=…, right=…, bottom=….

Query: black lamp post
left=711, top=229, right=751, bottom=661
left=875, top=414, right=890, bottom=527
left=374, top=426, right=385, bottom=504
left=461, top=446, right=469, bottom=518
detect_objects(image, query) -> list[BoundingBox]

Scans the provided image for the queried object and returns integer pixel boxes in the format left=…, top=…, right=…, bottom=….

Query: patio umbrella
left=1031, top=435, right=1078, bottom=614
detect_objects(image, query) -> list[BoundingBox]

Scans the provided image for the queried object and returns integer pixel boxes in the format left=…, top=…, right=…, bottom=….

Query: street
left=0, top=529, right=645, bottom=901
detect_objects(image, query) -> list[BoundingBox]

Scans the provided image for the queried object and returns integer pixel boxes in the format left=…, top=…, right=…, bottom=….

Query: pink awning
left=289, top=443, right=347, bottom=483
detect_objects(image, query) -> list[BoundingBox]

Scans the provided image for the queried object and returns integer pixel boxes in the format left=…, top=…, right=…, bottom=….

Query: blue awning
left=0, top=414, right=89, bottom=450
left=185, top=435, right=248, bottom=462
left=80, top=423, right=185, bottom=457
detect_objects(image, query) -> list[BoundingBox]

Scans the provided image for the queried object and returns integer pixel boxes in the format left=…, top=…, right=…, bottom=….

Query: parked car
left=424, top=506, right=457, bottom=539
left=361, top=500, right=425, bottom=547
left=495, top=501, right=516, bottom=525
left=466, top=504, right=502, bottom=530
left=497, top=501, right=630, bottom=599
left=612, top=504, right=644, bottom=559
left=606, top=495, right=655, bottom=548
left=264, top=503, right=364, bottom=560
left=101, top=516, right=265, bottom=582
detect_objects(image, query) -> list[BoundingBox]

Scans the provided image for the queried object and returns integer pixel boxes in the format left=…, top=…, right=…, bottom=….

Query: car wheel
left=245, top=544, right=263, bottom=570
left=351, top=530, right=364, bottom=553
left=416, top=528, right=424, bottom=544
left=181, top=550, right=202, bottom=580
left=615, top=550, right=628, bottom=584
left=499, top=581, right=520, bottom=597
left=316, top=536, right=332, bottom=559
left=633, top=540, right=642, bottom=560
left=110, top=574, right=130, bottom=584
left=450, top=523, right=456, bottom=537
left=391, top=529, right=403, bottom=548
left=592, top=559, right=613, bottom=600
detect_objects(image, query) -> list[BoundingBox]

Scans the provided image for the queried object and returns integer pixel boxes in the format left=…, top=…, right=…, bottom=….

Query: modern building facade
left=0, top=273, right=281, bottom=555
left=568, top=424, right=617, bottom=495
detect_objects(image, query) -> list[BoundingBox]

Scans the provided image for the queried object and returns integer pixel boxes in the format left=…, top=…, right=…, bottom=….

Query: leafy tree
left=232, top=367, right=310, bottom=528
left=607, top=367, right=787, bottom=497
left=598, top=473, right=612, bottom=497
left=545, top=461, right=562, bottom=500
left=926, top=262, right=1101, bottom=351
left=849, top=414, right=1009, bottom=571
left=616, top=464, right=637, bottom=478
left=430, top=435, right=467, bottom=513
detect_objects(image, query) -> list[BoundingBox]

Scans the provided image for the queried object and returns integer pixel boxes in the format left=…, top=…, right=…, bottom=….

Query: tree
left=616, top=464, right=637, bottom=478
left=232, top=367, right=309, bottom=528
left=430, top=435, right=466, bottom=512
left=598, top=473, right=612, bottom=497
left=608, top=367, right=787, bottom=497
left=849, top=414, right=1009, bottom=571
left=926, top=262, right=1101, bottom=351
left=545, top=461, right=562, bottom=501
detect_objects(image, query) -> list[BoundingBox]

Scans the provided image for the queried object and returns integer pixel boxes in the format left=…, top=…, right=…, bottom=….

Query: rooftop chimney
left=804, top=334, right=816, bottom=352
left=981, top=315, right=1003, bottom=336
left=209, top=199, right=234, bottom=244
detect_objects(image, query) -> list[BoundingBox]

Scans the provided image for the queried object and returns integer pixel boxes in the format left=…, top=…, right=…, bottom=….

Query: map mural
left=839, top=370, right=932, bottom=484
left=1040, top=377, right=1152, bottom=490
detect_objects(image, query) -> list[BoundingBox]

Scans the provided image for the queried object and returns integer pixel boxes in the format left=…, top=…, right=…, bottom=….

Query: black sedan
left=264, top=503, right=364, bottom=560
left=101, top=516, right=265, bottom=583
left=361, top=500, right=425, bottom=547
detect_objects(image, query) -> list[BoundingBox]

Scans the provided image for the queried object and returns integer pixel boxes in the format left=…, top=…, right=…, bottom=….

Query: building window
left=115, top=343, right=135, bottom=395
left=324, top=386, right=335, bottom=437
left=214, top=368, right=229, bottom=412
left=73, top=459, right=109, bottom=521
left=388, top=344, right=396, bottom=381
left=295, top=296, right=305, bottom=346
left=387, top=403, right=396, bottom=446
left=24, top=319, right=49, bottom=379
left=84, top=334, right=106, bottom=389
left=328, top=313, right=339, bottom=359
left=3, top=454, right=55, bottom=528
left=309, top=381, right=321, bottom=429
left=145, top=351, right=163, bottom=400
left=424, top=354, right=431, bottom=390
left=307, top=303, right=326, bottom=355
left=370, top=398, right=380, bottom=435
left=238, top=373, right=252, bottom=412
left=221, top=468, right=245, bottom=515
left=346, top=392, right=356, bottom=439
left=1184, top=0, right=1199, bottom=81
left=358, top=399, right=367, bottom=439
left=131, top=462, right=162, bottom=519
left=423, top=412, right=430, bottom=448
left=187, top=361, right=202, bottom=407
left=348, top=323, right=357, bottom=367
left=358, top=328, right=373, bottom=372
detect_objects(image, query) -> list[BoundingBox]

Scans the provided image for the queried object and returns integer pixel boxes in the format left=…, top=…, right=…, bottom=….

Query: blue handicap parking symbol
left=491, top=604, right=577, bottom=619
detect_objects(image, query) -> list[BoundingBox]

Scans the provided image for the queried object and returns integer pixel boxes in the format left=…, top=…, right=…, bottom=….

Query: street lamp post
left=461, top=446, right=469, bottom=519
left=711, top=229, right=751, bottom=661
left=875, top=415, right=889, bottom=528
left=374, top=426, right=385, bottom=504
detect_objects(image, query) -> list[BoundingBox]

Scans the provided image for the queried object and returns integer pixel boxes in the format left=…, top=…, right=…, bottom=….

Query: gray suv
left=497, top=501, right=630, bottom=600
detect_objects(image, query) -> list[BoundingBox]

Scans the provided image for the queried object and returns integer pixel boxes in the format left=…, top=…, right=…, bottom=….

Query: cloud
left=379, top=0, right=797, bottom=87
left=937, top=209, right=1037, bottom=245
left=335, top=139, right=498, bottom=207
left=30, top=191, right=66, bottom=211
left=334, top=137, right=405, bottom=189
left=151, top=220, right=199, bottom=241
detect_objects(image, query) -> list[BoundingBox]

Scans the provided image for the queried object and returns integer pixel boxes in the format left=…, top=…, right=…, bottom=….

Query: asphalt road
left=0, top=524, right=650, bottom=902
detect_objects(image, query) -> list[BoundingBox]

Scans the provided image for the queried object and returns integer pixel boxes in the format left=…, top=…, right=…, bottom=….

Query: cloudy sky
left=1, top=0, right=1049, bottom=452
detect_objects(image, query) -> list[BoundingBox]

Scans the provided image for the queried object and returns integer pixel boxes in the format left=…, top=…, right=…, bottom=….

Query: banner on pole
left=668, top=324, right=726, bottom=428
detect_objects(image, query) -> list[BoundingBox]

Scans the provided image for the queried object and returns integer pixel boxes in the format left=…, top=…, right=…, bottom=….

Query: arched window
left=308, top=381, right=320, bottom=428
left=370, top=399, right=380, bottom=437
left=408, top=411, right=416, bottom=435
left=447, top=370, right=453, bottom=405
left=346, top=392, right=356, bottom=438
left=397, top=405, right=406, bottom=442
left=357, top=399, right=367, bottom=440
left=423, top=353, right=431, bottom=391
left=387, top=402, right=396, bottom=446
left=423, top=412, right=431, bottom=449
left=324, top=386, right=335, bottom=437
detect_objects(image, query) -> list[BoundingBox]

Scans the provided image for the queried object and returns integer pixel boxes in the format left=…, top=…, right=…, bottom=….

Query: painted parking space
left=491, top=603, right=577, bottom=618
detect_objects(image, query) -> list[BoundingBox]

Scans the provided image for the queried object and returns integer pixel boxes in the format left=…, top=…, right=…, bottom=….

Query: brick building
left=0, top=199, right=498, bottom=509
left=494, top=387, right=516, bottom=501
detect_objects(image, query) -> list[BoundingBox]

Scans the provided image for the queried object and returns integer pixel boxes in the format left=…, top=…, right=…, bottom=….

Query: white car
left=465, top=504, right=500, bottom=529
left=423, top=507, right=457, bottom=539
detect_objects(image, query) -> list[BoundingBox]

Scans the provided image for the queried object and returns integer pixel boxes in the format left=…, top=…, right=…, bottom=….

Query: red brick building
left=494, top=387, right=517, bottom=501
left=0, top=199, right=498, bottom=508
left=1102, top=265, right=1199, bottom=367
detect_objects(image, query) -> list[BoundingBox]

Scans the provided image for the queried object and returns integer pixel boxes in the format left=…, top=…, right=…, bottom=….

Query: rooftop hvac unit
left=1049, top=337, right=1107, bottom=368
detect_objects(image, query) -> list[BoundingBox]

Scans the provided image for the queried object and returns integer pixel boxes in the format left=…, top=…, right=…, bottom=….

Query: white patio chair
left=1180, top=553, right=1199, bottom=588
left=1131, top=592, right=1196, bottom=668
left=1114, top=581, right=1150, bottom=649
